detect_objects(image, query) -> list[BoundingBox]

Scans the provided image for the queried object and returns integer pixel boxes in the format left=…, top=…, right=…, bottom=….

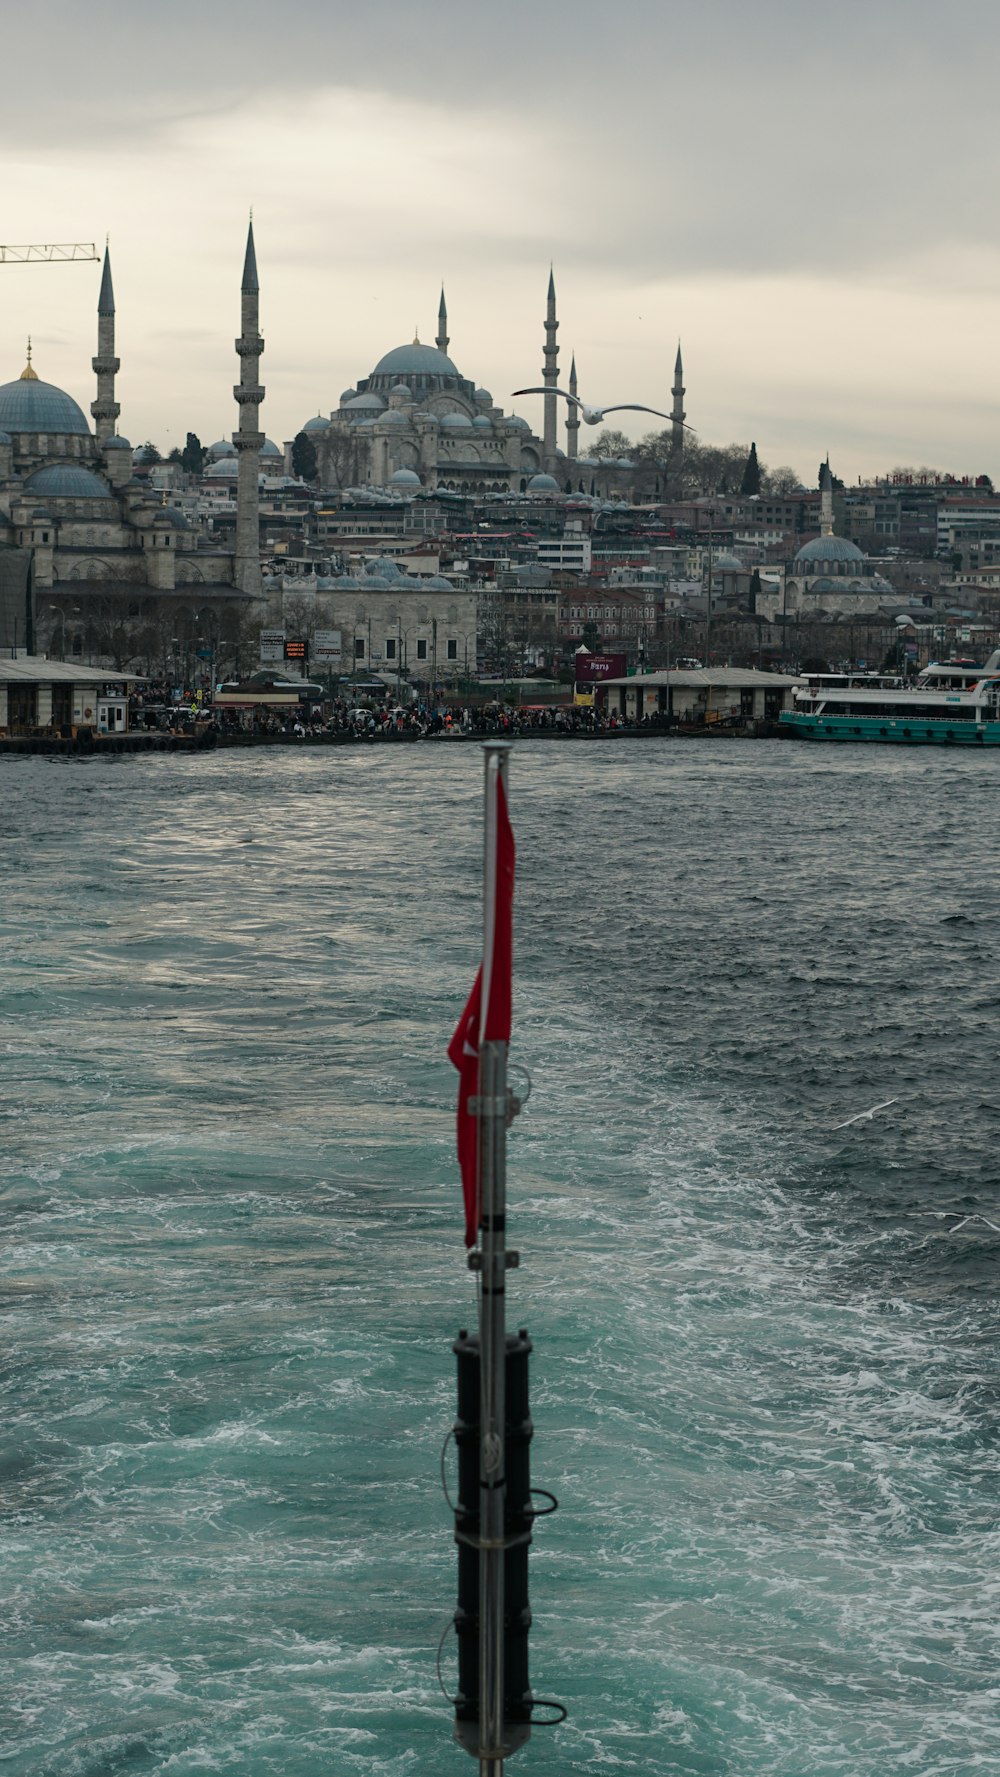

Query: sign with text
left=259, top=627, right=285, bottom=664
left=312, top=629, right=343, bottom=664
left=575, top=652, right=627, bottom=683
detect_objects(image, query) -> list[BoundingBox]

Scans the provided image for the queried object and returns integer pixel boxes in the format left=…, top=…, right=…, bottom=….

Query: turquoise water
left=2, top=743, right=998, bottom=1776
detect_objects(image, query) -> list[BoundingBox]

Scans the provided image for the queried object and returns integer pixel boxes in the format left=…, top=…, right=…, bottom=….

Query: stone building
left=273, top=554, right=478, bottom=684
left=0, top=228, right=267, bottom=667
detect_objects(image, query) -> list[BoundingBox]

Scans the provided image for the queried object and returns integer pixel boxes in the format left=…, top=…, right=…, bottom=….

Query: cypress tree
left=740, top=441, right=761, bottom=496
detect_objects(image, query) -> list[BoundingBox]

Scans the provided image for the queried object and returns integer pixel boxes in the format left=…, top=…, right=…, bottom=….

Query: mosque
left=288, top=274, right=686, bottom=501
left=0, top=227, right=265, bottom=662
left=756, top=464, right=895, bottom=624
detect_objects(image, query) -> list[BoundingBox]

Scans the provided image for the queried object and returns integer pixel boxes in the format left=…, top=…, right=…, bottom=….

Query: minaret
left=671, top=341, right=685, bottom=454
left=566, top=352, right=580, bottom=462
left=233, top=219, right=264, bottom=600
left=437, top=286, right=449, bottom=356
left=91, top=245, right=121, bottom=447
left=820, top=456, right=834, bottom=536
left=542, top=267, right=559, bottom=470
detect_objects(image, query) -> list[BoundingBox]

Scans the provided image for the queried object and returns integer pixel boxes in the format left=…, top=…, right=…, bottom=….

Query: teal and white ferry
left=781, top=653, right=1000, bottom=745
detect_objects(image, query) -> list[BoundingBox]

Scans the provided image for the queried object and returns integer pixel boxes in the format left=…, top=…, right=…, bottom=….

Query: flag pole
left=477, top=739, right=512, bottom=1775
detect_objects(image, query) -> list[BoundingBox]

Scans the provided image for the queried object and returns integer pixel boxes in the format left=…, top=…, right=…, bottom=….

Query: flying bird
left=832, top=1098, right=899, bottom=1130
left=511, top=387, right=690, bottom=428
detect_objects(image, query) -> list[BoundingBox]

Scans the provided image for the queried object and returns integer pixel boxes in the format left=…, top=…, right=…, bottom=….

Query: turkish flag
left=447, top=772, right=515, bottom=1246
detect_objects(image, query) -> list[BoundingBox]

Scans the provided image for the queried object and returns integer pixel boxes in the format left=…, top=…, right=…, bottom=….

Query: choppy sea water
left=1, top=740, right=998, bottom=1777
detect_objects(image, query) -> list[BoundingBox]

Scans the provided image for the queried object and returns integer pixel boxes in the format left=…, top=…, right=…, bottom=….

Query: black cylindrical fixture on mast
left=453, top=1329, right=534, bottom=1759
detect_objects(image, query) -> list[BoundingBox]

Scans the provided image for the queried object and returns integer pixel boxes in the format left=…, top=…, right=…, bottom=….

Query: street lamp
left=48, top=604, right=66, bottom=659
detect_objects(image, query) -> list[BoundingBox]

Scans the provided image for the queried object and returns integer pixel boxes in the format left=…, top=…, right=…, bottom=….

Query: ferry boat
left=780, top=653, right=1000, bottom=745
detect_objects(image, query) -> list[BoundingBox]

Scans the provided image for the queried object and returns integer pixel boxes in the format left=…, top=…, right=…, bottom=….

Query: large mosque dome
left=794, top=534, right=865, bottom=566
left=0, top=370, right=90, bottom=436
left=23, top=465, right=111, bottom=499
left=370, top=342, right=460, bottom=382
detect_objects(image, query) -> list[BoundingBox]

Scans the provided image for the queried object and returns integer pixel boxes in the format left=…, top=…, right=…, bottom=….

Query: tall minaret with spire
left=566, top=352, right=580, bottom=463
left=671, top=341, right=685, bottom=454
left=436, top=286, right=449, bottom=356
left=542, top=267, right=559, bottom=470
left=233, top=219, right=264, bottom=600
left=91, top=245, right=120, bottom=448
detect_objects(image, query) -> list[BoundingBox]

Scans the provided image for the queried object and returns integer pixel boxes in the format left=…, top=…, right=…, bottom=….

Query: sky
left=3, top=0, right=999, bottom=485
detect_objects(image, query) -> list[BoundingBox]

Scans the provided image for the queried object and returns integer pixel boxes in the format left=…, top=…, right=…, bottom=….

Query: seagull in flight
left=511, top=387, right=690, bottom=428
left=833, top=1097, right=898, bottom=1130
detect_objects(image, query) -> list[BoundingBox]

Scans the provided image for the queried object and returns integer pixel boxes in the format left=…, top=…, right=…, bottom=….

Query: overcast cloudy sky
left=3, top=0, right=998, bottom=483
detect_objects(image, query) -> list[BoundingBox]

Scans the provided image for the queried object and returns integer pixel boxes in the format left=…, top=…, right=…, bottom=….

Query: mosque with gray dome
left=291, top=290, right=549, bottom=496
left=755, top=463, right=894, bottom=624
left=0, top=230, right=266, bottom=661
left=287, top=281, right=640, bottom=500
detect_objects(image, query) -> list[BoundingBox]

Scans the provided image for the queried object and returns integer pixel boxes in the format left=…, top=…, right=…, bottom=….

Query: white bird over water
left=510, top=386, right=690, bottom=428
left=833, top=1097, right=899, bottom=1130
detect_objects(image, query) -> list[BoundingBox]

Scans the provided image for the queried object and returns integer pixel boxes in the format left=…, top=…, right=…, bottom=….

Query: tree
left=588, top=429, right=633, bottom=460
left=764, top=465, right=802, bottom=494
left=748, top=568, right=762, bottom=613
left=136, top=441, right=162, bottom=465
left=181, top=431, right=205, bottom=476
left=740, top=442, right=761, bottom=496
left=292, top=431, right=318, bottom=482
left=581, top=620, right=601, bottom=650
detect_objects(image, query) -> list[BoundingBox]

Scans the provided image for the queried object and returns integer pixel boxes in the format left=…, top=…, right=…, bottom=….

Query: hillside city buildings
left=2, top=227, right=999, bottom=689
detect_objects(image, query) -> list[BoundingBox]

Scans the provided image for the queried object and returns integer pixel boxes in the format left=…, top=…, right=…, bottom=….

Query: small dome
left=105, top=434, right=131, bottom=450
left=22, top=465, right=111, bottom=499
left=152, top=506, right=190, bottom=529
left=794, top=534, right=865, bottom=565
left=713, top=552, right=746, bottom=572
left=365, top=555, right=403, bottom=580
left=345, top=393, right=386, bottom=413
left=380, top=410, right=408, bottom=427
left=506, top=415, right=530, bottom=431
left=370, top=342, right=460, bottom=380
left=420, top=412, right=441, bottom=426
left=526, top=473, right=560, bottom=493
left=302, top=414, right=330, bottom=434
left=472, top=415, right=493, bottom=429
left=260, top=439, right=282, bottom=457
left=389, top=382, right=412, bottom=397
left=388, top=468, right=421, bottom=487
left=442, top=412, right=473, bottom=428
left=206, top=438, right=237, bottom=458
left=475, top=387, right=493, bottom=404
left=331, top=574, right=359, bottom=590
left=338, top=389, right=357, bottom=406
left=0, top=374, right=90, bottom=436
left=205, top=458, right=238, bottom=478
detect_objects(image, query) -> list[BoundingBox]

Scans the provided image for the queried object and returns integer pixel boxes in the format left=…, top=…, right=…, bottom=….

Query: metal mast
left=477, top=740, right=513, bottom=1776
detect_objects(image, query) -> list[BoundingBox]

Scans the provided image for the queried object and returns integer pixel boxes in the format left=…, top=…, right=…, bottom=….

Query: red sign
left=575, top=652, right=627, bottom=683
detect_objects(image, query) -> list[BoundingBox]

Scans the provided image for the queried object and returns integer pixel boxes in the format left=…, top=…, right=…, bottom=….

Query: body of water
left=2, top=741, right=998, bottom=1776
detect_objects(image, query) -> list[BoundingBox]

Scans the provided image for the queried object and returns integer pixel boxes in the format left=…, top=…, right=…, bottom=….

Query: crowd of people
left=124, top=682, right=674, bottom=743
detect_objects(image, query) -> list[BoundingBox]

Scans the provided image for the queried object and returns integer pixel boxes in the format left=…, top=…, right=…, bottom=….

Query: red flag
left=448, top=771, right=515, bottom=1245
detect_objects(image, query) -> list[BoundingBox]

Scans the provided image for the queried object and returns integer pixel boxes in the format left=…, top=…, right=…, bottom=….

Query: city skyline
left=3, top=0, right=999, bottom=484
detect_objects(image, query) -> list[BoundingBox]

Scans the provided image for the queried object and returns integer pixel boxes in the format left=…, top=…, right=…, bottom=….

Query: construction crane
left=0, top=243, right=98, bottom=264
